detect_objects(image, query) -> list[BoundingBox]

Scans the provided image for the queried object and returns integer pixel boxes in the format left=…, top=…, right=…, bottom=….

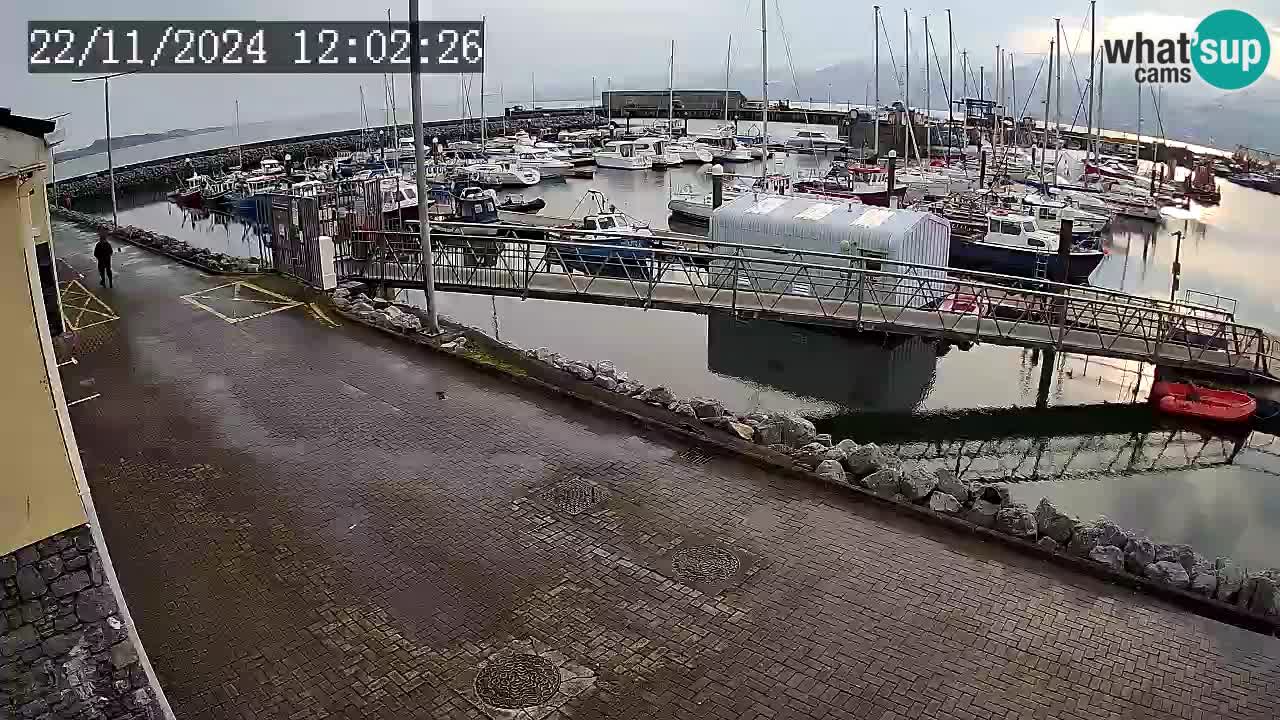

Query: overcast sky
left=9, top=0, right=1278, bottom=147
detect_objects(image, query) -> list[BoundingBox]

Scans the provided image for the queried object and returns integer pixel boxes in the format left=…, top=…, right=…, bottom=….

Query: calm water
left=68, top=117, right=1280, bottom=570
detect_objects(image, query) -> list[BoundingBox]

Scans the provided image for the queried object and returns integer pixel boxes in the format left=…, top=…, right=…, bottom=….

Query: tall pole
left=761, top=0, right=768, bottom=153
left=1087, top=0, right=1096, bottom=162
left=925, top=16, right=931, bottom=158
left=104, top=81, right=117, bottom=228
left=1135, top=82, right=1142, bottom=173
left=408, top=0, right=439, bottom=335
left=724, top=35, right=732, bottom=123
left=1010, top=54, right=1016, bottom=145
left=947, top=9, right=953, bottom=162
left=1041, top=38, right=1054, bottom=183
left=669, top=40, right=675, bottom=127
left=235, top=99, right=243, bottom=168
left=1055, top=18, right=1062, bottom=142
left=904, top=9, right=910, bottom=159
left=480, top=17, right=487, bottom=151
left=531, top=72, right=536, bottom=107
left=606, top=77, right=612, bottom=123
left=874, top=5, right=881, bottom=155
left=591, top=76, right=596, bottom=108
left=1095, top=54, right=1104, bottom=159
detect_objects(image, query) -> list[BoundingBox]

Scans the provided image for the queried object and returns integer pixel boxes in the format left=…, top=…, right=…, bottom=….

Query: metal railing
left=333, top=223, right=1280, bottom=380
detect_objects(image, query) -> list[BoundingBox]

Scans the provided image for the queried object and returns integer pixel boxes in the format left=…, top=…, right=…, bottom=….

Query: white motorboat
left=1105, top=193, right=1162, bottom=221
left=253, top=158, right=285, bottom=177
left=632, top=137, right=683, bottom=168
left=465, top=159, right=541, bottom=186
left=666, top=140, right=714, bottom=164
left=504, top=146, right=573, bottom=179
left=692, top=133, right=753, bottom=162
left=786, top=128, right=846, bottom=152
left=594, top=141, right=654, bottom=170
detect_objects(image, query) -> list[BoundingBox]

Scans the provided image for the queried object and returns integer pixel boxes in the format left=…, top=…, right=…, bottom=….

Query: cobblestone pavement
left=53, top=223, right=1280, bottom=720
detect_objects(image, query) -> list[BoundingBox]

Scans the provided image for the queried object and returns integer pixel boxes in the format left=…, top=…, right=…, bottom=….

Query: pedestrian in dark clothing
left=94, top=232, right=114, bottom=288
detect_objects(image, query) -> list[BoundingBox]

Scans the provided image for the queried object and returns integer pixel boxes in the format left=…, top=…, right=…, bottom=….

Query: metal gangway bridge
left=326, top=218, right=1279, bottom=382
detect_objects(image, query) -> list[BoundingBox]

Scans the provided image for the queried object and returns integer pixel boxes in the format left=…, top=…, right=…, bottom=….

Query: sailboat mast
left=761, top=0, right=768, bottom=153
left=724, top=35, right=732, bottom=124
left=1087, top=0, right=1097, bottom=162
left=925, top=15, right=930, bottom=159
left=480, top=17, right=487, bottom=151
left=235, top=99, right=243, bottom=168
left=1095, top=56, right=1104, bottom=160
left=1054, top=18, right=1062, bottom=141
left=1040, top=37, right=1054, bottom=183
left=359, top=85, right=367, bottom=151
left=947, top=9, right=953, bottom=163
left=669, top=40, right=675, bottom=127
left=904, top=9, right=910, bottom=159
left=874, top=5, right=880, bottom=155
left=1135, top=82, right=1142, bottom=172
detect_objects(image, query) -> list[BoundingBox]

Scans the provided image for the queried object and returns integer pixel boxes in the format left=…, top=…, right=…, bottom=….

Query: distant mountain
left=55, top=126, right=223, bottom=161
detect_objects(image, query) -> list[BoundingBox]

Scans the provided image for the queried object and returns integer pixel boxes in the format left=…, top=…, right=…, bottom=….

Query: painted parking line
left=58, top=279, right=120, bottom=331
left=308, top=302, right=341, bottom=328
left=67, top=393, right=101, bottom=407
left=179, top=281, right=303, bottom=325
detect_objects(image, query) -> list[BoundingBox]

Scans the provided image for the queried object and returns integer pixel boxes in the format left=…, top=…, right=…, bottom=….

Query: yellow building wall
left=0, top=175, right=86, bottom=554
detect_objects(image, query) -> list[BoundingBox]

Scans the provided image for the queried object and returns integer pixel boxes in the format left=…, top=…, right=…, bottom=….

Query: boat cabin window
left=1027, top=238, right=1046, bottom=248
left=595, top=216, right=617, bottom=230
left=619, top=144, right=634, bottom=158
left=1038, top=208, right=1056, bottom=220
left=483, top=201, right=495, bottom=213
left=1023, top=221, right=1037, bottom=233
left=990, top=219, right=1024, bottom=235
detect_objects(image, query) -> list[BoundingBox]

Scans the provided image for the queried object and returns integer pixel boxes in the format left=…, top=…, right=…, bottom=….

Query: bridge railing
left=335, top=226, right=1279, bottom=378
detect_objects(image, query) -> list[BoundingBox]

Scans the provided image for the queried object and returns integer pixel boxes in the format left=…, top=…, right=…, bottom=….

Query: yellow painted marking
left=179, top=281, right=303, bottom=325
left=57, top=279, right=120, bottom=331
left=308, top=302, right=341, bottom=328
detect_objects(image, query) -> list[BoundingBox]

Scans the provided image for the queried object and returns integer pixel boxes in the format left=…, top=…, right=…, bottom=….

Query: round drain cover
left=474, top=654, right=561, bottom=709
left=670, top=545, right=741, bottom=584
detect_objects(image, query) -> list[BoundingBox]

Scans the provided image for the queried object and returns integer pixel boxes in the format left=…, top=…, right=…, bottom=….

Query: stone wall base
left=1, top=526, right=162, bottom=720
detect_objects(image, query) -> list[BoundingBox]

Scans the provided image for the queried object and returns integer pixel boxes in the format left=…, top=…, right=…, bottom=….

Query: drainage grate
left=474, top=654, right=561, bottom=709
left=674, top=449, right=714, bottom=467
left=539, top=476, right=606, bottom=515
left=669, top=545, right=742, bottom=585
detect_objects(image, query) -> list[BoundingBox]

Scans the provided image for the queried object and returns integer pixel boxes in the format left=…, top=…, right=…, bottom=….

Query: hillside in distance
left=55, top=126, right=224, bottom=162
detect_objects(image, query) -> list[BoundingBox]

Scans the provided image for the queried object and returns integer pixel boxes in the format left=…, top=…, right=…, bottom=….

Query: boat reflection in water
left=706, top=311, right=938, bottom=413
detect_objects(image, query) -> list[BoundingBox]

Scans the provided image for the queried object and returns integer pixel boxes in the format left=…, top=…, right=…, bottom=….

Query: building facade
left=0, top=108, right=172, bottom=720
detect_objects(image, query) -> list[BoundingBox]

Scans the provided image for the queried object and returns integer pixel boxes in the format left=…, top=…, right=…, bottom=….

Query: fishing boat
left=793, top=164, right=906, bottom=206
left=632, top=137, right=683, bottom=169
left=546, top=191, right=656, bottom=278
left=593, top=141, right=653, bottom=170
left=379, top=177, right=422, bottom=220
left=786, top=129, right=845, bottom=152
left=498, top=194, right=546, bottom=213
left=426, top=185, right=507, bottom=266
left=1149, top=382, right=1256, bottom=424
left=1004, top=192, right=1110, bottom=236
left=948, top=209, right=1105, bottom=284
left=169, top=173, right=207, bottom=207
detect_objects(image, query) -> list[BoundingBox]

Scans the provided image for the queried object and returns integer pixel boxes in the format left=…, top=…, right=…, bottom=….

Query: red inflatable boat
left=1149, top=381, right=1256, bottom=424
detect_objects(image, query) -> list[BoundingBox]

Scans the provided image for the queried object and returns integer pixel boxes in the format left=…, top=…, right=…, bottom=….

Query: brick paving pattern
left=53, top=224, right=1280, bottom=719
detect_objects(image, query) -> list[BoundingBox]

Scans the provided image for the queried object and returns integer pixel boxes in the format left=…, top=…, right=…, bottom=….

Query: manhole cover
left=675, top=449, right=713, bottom=466
left=540, top=476, right=605, bottom=515
left=474, top=654, right=561, bottom=709
left=670, top=545, right=741, bottom=584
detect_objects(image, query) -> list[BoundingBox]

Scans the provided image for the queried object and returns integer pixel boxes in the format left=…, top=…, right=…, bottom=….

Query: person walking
left=93, top=231, right=114, bottom=288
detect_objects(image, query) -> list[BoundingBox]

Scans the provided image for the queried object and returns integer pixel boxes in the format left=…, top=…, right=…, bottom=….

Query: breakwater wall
left=54, top=113, right=607, bottom=201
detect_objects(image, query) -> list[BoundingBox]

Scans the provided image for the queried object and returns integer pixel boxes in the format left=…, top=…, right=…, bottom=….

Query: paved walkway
left=54, top=223, right=1280, bottom=720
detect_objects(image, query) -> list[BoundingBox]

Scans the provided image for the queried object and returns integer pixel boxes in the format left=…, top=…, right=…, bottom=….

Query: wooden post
left=886, top=151, right=898, bottom=207
left=712, top=164, right=725, bottom=208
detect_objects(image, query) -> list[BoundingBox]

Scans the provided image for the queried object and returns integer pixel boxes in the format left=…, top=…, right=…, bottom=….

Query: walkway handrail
left=337, top=228, right=1280, bottom=380
left=397, top=221, right=1231, bottom=320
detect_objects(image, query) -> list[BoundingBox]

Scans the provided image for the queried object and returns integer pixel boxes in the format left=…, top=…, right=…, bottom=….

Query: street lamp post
left=72, top=70, right=137, bottom=229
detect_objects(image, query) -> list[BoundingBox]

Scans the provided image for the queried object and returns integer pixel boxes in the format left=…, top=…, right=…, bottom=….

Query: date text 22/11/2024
left=28, top=21, right=485, bottom=73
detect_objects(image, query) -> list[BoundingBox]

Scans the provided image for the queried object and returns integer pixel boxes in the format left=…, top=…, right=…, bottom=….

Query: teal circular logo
left=1193, top=10, right=1270, bottom=90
